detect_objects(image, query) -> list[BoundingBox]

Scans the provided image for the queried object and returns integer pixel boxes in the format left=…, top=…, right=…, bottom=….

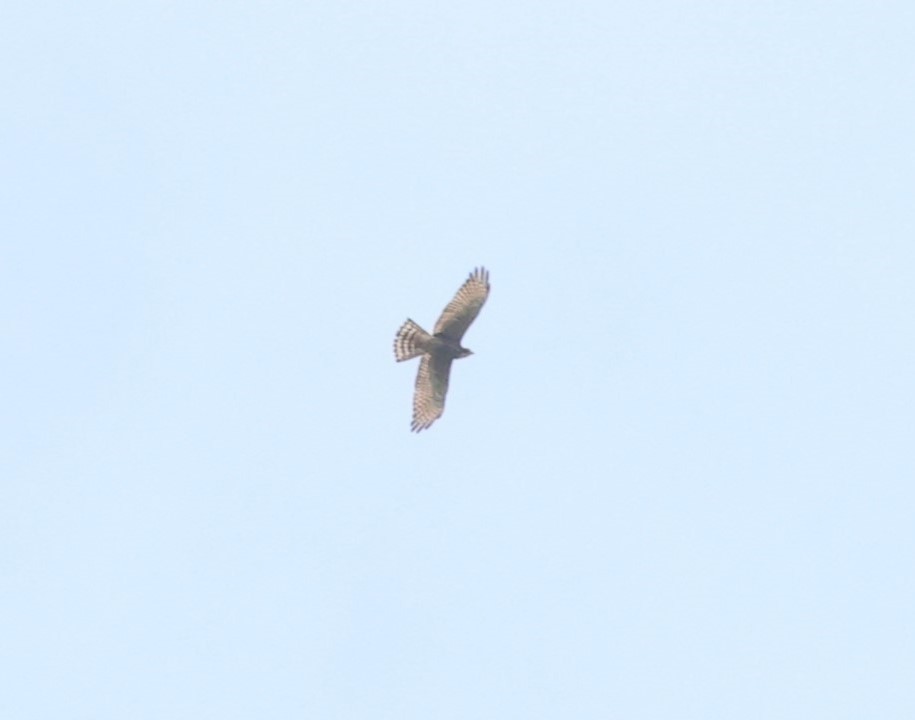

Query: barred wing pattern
left=395, top=266, right=489, bottom=432
left=411, top=352, right=453, bottom=432
left=433, top=267, right=491, bottom=341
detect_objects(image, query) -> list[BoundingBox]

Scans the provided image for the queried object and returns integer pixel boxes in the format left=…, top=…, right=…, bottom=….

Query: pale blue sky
left=3, top=2, right=914, bottom=718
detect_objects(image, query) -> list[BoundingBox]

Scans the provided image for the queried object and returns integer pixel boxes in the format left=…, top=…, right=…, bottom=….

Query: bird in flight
left=394, top=267, right=491, bottom=432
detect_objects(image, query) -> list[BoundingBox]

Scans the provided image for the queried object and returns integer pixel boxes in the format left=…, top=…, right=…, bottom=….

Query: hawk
left=394, top=267, right=491, bottom=432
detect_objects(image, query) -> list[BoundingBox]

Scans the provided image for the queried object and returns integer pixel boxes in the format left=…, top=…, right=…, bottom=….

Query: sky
left=3, top=1, right=914, bottom=718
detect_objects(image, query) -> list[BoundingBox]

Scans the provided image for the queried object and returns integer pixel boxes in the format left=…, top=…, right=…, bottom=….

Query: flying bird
left=394, top=267, right=491, bottom=432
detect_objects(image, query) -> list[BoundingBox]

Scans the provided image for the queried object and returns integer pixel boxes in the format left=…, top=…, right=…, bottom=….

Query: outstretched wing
left=433, top=267, right=490, bottom=342
left=411, top=352, right=453, bottom=432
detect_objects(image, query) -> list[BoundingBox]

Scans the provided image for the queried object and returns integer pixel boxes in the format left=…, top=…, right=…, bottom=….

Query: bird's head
left=459, top=348, right=473, bottom=358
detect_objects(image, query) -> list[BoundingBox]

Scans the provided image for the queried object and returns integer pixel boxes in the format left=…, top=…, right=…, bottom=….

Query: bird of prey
left=394, top=267, right=491, bottom=432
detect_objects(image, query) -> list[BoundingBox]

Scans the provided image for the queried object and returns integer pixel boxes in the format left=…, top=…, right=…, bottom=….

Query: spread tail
left=393, top=319, right=431, bottom=361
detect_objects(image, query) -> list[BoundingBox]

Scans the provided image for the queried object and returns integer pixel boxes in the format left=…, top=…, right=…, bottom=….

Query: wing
left=433, top=267, right=490, bottom=342
left=411, top=351, right=453, bottom=432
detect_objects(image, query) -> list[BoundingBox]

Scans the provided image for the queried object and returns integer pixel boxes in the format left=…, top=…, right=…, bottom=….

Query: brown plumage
left=394, top=267, right=490, bottom=432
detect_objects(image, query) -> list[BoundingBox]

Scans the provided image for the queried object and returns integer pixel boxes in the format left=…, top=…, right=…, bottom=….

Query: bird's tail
left=394, top=319, right=431, bottom=361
